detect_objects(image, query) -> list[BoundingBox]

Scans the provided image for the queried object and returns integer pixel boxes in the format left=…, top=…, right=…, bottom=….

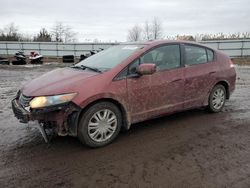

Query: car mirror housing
left=136, top=63, right=156, bottom=75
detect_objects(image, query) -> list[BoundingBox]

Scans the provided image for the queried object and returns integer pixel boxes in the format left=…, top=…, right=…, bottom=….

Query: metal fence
left=0, top=39, right=250, bottom=57
left=0, top=42, right=116, bottom=57
left=200, top=39, right=250, bottom=57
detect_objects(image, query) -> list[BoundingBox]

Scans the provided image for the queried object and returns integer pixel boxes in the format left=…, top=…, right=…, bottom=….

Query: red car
left=12, top=40, right=236, bottom=147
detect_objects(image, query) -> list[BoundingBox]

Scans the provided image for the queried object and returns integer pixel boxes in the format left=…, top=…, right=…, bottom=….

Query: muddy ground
left=0, top=64, right=249, bottom=188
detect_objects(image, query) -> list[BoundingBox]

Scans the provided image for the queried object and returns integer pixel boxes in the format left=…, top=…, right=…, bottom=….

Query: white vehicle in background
left=29, top=51, right=43, bottom=64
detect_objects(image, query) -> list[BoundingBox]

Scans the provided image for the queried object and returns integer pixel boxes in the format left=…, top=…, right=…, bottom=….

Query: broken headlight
left=29, top=93, right=77, bottom=109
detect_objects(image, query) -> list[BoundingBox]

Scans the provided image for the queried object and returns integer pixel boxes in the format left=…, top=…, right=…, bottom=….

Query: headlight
left=29, top=93, right=77, bottom=109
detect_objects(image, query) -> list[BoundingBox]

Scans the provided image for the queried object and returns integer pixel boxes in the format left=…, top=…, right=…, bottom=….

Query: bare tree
left=93, top=38, right=100, bottom=43
left=51, top=22, right=65, bottom=42
left=176, top=35, right=195, bottom=41
left=144, top=20, right=152, bottom=40
left=151, top=17, right=163, bottom=40
left=0, top=23, right=20, bottom=41
left=33, top=28, right=52, bottom=42
left=0, top=29, right=4, bottom=39
left=20, top=33, right=33, bottom=42
left=5, top=23, right=18, bottom=36
left=127, top=24, right=142, bottom=42
left=51, top=22, right=77, bottom=42
left=64, top=26, right=77, bottom=42
left=200, top=32, right=250, bottom=41
left=142, top=18, right=164, bottom=41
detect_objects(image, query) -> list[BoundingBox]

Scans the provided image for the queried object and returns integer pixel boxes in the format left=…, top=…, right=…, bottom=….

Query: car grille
left=19, top=93, right=33, bottom=107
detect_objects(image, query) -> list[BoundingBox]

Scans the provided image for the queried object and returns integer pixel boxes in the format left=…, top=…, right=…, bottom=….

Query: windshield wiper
left=71, top=65, right=102, bottom=73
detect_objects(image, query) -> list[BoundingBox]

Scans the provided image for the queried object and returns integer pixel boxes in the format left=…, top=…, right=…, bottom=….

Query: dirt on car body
left=0, top=64, right=250, bottom=187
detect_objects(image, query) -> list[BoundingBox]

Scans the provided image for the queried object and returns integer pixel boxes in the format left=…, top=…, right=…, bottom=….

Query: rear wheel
left=208, top=84, right=226, bottom=113
left=78, top=102, right=122, bottom=148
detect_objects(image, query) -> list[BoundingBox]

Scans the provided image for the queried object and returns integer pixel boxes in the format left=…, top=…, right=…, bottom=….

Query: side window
left=116, top=58, right=140, bottom=79
left=115, top=67, right=128, bottom=80
left=207, top=49, right=214, bottom=62
left=128, top=59, right=140, bottom=75
left=141, top=44, right=181, bottom=71
left=185, top=45, right=208, bottom=65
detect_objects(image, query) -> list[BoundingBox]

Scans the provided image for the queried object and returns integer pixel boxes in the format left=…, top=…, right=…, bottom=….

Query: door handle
left=209, top=71, right=216, bottom=75
left=172, top=78, right=182, bottom=82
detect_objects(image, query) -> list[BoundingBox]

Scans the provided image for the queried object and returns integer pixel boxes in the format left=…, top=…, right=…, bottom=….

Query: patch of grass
left=231, top=57, right=250, bottom=65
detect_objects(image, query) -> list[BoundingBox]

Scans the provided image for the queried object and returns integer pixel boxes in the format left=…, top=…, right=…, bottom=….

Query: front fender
left=76, top=93, right=131, bottom=130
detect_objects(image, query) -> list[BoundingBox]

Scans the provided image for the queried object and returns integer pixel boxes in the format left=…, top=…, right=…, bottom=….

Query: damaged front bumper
left=12, top=99, right=30, bottom=123
left=11, top=95, right=81, bottom=141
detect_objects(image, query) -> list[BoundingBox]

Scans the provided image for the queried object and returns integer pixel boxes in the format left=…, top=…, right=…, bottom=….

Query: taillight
left=229, top=60, right=235, bottom=68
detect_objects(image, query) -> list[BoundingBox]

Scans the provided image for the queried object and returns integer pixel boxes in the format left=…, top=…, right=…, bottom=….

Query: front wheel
left=78, top=102, right=122, bottom=148
left=208, top=84, right=226, bottom=113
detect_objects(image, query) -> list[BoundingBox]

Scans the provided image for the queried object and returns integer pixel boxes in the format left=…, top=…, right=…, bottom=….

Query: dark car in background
left=12, top=40, right=236, bottom=147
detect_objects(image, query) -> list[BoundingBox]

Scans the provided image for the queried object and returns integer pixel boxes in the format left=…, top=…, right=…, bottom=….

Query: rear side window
left=185, top=45, right=207, bottom=65
left=207, top=49, right=214, bottom=62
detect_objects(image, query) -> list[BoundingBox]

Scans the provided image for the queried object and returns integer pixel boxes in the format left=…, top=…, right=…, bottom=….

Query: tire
left=12, top=60, right=26, bottom=65
left=80, top=54, right=87, bottom=61
left=208, top=84, right=226, bottom=113
left=0, top=60, right=10, bottom=65
left=63, top=55, right=74, bottom=63
left=77, top=102, right=122, bottom=148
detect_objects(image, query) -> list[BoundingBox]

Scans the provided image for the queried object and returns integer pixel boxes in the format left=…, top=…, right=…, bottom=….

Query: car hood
left=22, top=67, right=99, bottom=96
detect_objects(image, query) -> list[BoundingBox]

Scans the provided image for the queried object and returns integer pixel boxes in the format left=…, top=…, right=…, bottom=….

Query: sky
left=1, top=0, right=249, bottom=42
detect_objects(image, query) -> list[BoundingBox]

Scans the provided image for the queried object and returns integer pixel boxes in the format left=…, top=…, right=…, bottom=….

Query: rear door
left=183, top=44, right=217, bottom=109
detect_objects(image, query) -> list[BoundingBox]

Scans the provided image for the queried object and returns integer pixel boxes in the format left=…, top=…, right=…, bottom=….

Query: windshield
left=75, top=45, right=145, bottom=71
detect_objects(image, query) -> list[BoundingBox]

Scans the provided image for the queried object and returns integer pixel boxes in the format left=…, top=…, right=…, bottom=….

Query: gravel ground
left=0, top=64, right=249, bottom=188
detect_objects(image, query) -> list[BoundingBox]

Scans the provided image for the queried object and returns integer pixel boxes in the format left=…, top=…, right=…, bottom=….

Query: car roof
left=121, top=40, right=215, bottom=51
left=121, top=40, right=178, bottom=45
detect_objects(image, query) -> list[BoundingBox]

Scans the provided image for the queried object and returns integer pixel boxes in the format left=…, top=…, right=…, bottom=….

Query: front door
left=127, top=44, right=185, bottom=123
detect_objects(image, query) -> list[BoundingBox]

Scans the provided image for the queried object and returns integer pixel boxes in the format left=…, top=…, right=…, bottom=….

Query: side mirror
left=136, top=63, right=156, bottom=75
